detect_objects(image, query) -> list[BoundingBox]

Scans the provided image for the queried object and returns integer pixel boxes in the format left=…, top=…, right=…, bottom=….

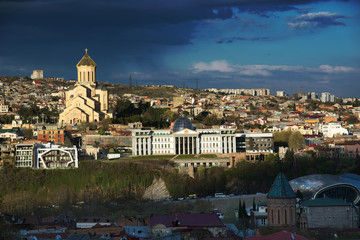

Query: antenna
left=129, top=74, right=132, bottom=87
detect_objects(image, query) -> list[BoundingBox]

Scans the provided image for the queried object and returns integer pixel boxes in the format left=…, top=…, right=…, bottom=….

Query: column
left=147, top=137, right=151, bottom=155
left=133, top=137, right=137, bottom=156
left=233, top=136, right=236, bottom=153
left=138, top=138, right=142, bottom=155
left=177, top=137, right=181, bottom=154
left=182, top=137, right=185, bottom=155
left=187, top=136, right=190, bottom=154
left=224, top=136, right=228, bottom=154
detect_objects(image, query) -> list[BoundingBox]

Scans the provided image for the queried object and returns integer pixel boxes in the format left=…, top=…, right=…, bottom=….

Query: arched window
left=285, top=209, right=287, bottom=224
left=88, top=71, right=90, bottom=82
left=278, top=209, right=280, bottom=224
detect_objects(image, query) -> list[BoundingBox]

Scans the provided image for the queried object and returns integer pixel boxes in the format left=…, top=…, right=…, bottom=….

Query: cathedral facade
left=59, top=49, right=112, bottom=125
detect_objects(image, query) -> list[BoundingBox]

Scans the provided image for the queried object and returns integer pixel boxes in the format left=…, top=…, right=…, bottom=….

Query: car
left=215, top=193, right=226, bottom=198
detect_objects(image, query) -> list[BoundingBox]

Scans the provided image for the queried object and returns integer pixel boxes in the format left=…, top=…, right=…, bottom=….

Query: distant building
left=321, top=122, right=348, bottom=138
left=0, top=104, right=9, bottom=113
left=321, top=92, right=335, bottom=103
left=276, top=91, right=286, bottom=97
left=31, top=70, right=43, bottom=79
left=219, top=88, right=270, bottom=96
left=308, top=92, right=318, bottom=100
left=267, top=173, right=296, bottom=227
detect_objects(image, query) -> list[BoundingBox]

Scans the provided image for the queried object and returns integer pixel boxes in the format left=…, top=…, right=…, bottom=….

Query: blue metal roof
left=267, top=173, right=296, bottom=198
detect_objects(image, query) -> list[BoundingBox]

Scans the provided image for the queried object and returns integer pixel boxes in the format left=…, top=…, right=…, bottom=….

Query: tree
left=288, top=131, right=305, bottom=151
left=64, top=136, right=73, bottom=147
left=23, top=128, right=33, bottom=139
left=347, top=114, right=359, bottom=124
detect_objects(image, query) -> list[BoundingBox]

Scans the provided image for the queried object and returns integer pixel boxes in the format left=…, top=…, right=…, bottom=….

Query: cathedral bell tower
left=76, top=48, right=97, bottom=84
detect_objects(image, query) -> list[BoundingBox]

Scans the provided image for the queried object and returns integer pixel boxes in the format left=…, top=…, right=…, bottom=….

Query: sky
left=0, top=0, right=359, bottom=97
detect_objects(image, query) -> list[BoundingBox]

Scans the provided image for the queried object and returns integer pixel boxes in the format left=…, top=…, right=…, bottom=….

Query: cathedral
left=59, top=49, right=112, bottom=125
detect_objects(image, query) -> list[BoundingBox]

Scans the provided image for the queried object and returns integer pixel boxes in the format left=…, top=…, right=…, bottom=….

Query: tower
left=76, top=48, right=97, bottom=84
left=267, top=173, right=296, bottom=227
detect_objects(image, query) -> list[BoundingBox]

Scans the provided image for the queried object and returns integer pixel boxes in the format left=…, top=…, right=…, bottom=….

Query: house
left=150, top=213, right=226, bottom=238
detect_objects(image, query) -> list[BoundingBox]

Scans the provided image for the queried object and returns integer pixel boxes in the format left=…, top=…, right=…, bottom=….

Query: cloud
left=192, top=60, right=359, bottom=76
left=316, top=65, right=359, bottom=73
left=193, top=60, right=234, bottom=72
left=216, top=36, right=272, bottom=44
left=287, top=11, right=350, bottom=29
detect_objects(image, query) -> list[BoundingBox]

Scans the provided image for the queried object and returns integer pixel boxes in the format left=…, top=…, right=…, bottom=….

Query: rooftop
left=267, top=172, right=296, bottom=198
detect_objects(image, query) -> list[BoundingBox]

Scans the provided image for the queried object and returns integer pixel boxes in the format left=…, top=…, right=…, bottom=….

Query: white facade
left=321, top=92, right=335, bottom=103
left=276, top=91, right=286, bottom=97
left=37, top=143, right=78, bottom=169
left=15, top=144, right=34, bottom=167
left=31, top=70, right=44, bottom=79
left=321, top=123, right=348, bottom=138
left=132, top=128, right=237, bottom=156
left=0, top=104, right=9, bottom=113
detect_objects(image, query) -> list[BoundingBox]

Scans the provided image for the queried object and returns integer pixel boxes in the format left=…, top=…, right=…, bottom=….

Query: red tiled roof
left=247, top=231, right=308, bottom=240
left=150, top=213, right=224, bottom=228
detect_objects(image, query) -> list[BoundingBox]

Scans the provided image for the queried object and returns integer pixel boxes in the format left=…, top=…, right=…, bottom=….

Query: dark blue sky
left=0, top=0, right=359, bottom=97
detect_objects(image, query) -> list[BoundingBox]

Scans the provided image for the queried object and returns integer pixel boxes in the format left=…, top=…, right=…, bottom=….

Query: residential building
left=15, top=144, right=35, bottom=167
left=321, top=122, right=348, bottom=138
left=321, top=92, right=335, bottom=103
left=150, top=213, right=226, bottom=238
left=58, top=49, right=112, bottom=125
left=0, top=104, right=9, bottom=113
left=37, top=124, right=65, bottom=144
left=308, top=92, right=318, bottom=100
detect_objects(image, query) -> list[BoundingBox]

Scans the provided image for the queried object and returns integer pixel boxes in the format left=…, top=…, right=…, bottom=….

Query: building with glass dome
left=131, top=116, right=273, bottom=156
left=289, top=173, right=360, bottom=204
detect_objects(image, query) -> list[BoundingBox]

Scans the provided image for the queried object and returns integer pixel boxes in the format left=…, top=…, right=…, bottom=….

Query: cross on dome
left=85, top=48, right=88, bottom=54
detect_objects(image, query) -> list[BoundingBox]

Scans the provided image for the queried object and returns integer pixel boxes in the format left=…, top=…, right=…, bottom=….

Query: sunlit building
left=36, top=143, right=78, bottom=169
left=59, top=49, right=112, bottom=125
left=131, top=116, right=273, bottom=156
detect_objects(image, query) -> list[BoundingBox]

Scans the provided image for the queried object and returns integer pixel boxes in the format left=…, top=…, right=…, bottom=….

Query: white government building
left=132, top=116, right=273, bottom=156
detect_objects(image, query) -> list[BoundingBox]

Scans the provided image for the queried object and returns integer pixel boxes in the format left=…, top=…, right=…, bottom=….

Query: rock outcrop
left=143, top=178, right=170, bottom=201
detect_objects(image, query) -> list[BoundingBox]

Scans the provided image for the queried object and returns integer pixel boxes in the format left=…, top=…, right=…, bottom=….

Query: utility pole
left=196, top=77, right=199, bottom=90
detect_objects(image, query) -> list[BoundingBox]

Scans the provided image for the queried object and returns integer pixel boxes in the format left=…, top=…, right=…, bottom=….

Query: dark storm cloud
left=0, top=0, right=347, bottom=82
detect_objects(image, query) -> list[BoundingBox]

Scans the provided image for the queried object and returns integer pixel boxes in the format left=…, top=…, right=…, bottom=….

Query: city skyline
left=0, top=0, right=359, bottom=97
